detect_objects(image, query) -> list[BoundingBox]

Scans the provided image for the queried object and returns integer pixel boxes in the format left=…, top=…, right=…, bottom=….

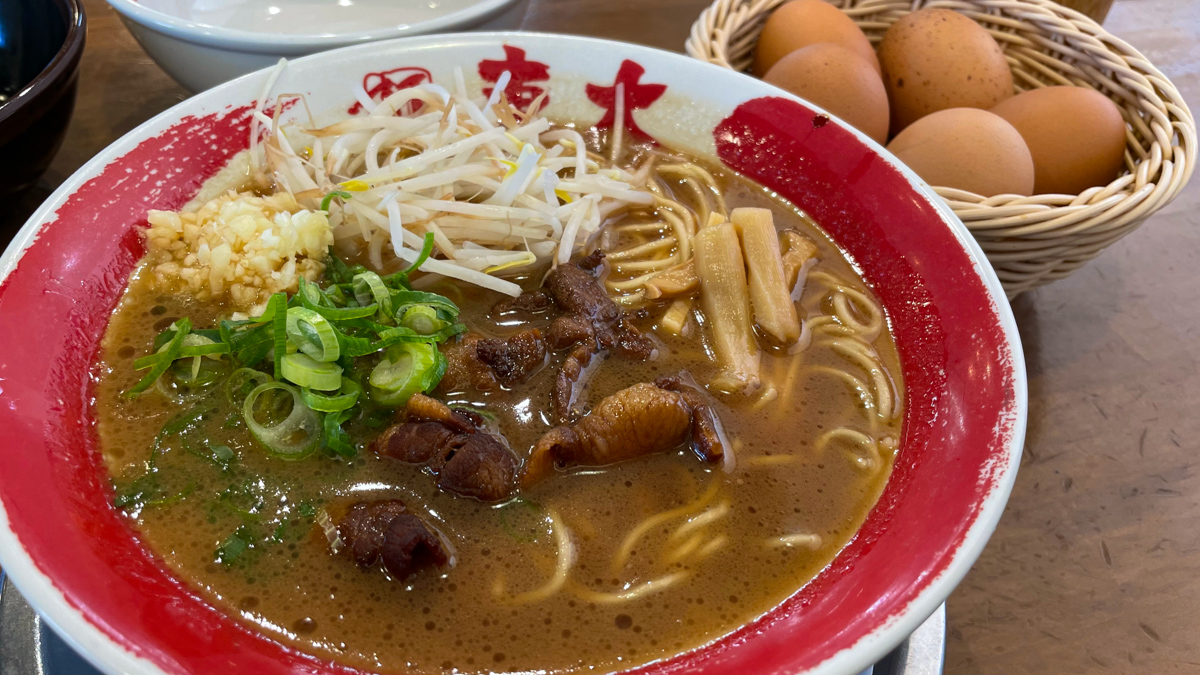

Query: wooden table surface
left=2, top=0, right=1197, bottom=672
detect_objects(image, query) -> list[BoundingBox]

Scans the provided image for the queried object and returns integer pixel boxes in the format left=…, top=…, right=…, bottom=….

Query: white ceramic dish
left=0, top=32, right=1025, bottom=675
left=105, top=0, right=529, bottom=91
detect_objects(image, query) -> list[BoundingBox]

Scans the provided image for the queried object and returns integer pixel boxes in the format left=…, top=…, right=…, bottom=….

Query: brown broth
left=93, top=175, right=902, bottom=674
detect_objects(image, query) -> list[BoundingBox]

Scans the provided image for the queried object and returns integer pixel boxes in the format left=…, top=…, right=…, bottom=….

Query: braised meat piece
left=438, top=330, right=548, bottom=393
left=553, top=344, right=596, bottom=424
left=655, top=376, right=725, bottom=462
left=546, top=256, right=621, bottom=326
left=524, top=380, right=725, bottom=485
left=405, top=392, right=482, bottom=433
left=492, top=289, right=554, bottom=315
left=542, top=252, right=656, bottom=359
left=370, top=395, right=519, bottom=502
left=380, top=514, right=450, bottom=580
left=606, top=316, right=656, bottom=360
left=336, top=500, right=448, bottom=580
left=475, top=329, right=547, bottom=385
left=438, top=333, right=499, bottom=394
left=546, top=315, right=594, bottom=350
left=339, top=499, right=410, bottom=568
left=576, top=248, right=606, bottom=271
left=438, top=433, right=520, bottom=502
left=371, top=421, right=458, bottom=464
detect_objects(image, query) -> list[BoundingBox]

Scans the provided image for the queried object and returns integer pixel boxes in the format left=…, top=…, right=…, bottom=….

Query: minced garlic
left=145, top=190, right=332, bottom=312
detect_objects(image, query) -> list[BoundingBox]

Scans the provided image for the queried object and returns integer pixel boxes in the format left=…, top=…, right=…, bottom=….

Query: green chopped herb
left=125, top=318, right=193, bottom=397
left=207, top=444, right=236, bottom=471
left=216, top=527, right=252, bottom=564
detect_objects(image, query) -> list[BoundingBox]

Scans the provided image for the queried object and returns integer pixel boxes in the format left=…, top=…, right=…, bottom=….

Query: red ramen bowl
left=0, top=33, right=1025, bottom=675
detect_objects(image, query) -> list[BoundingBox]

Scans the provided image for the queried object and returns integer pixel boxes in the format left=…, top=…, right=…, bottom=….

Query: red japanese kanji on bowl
left=587, top=60, right=667, bottom=141
left=480, top=45, right=551, bottom=111
left=348, top=67, right=432, bottom=115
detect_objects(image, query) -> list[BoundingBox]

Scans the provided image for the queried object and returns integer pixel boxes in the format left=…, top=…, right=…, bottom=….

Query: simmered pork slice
left=475, top=329, right=547, bottom=385
left=492, top=288, right=554, bottom=316
left=543, top=252, right=656, bottom=360
left=437, top=330, right=548, bottom=393
left=380, top=513, right=450, bottom=580
left=338, top=499, right=410, bottom=568
left=370, top=421, right=459, bottom=464
left=438, top=433, right=519, bottom=502
left=523, top=381, right=725, bottom=486
left=370, top=395, right=519, bottom=502
left=335, top=500, right=448, bottom=580
left=437, top=333, right=499, bottom=394
left=546, top=252, right=621, bottom=325
left=545, top=315, right=594, bottom=350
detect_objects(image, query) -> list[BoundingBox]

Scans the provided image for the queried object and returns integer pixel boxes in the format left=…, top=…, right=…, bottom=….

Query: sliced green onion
left=156, top=349, right=230, bottom=402
left=296, top=282, right=379, bottom=321
left=336, top=330, right=377, bottom=358
left=220, top=320, right=273, bottom=367
left=281, top=353, right=343, bottom=391
left=298, top=277, right=328, bottom=308
left=226, top=368, right=273, bottom=405
left=133, top=341, right=230, bottom=371
left=326, top=247, right=355, bottom=284
left=153, top=327, right=222, bottom=352
left=242, top=381, right=321, bottom=460
left=399, top=305, right=447, bottom=335
left=325, top=285, right=350, bottom=307
left=320, top=190, right=352, bottom=212
left=352, top=271, right=390, bottom=308
left=267, top=293, right=288, bottom=379
left=286, top=307, right=341, bottom=362
left=126, top=318, right=192, bottom=397
left=385, top=232, right=435, bottom=285
left=368, top=341, right=442, bottom=406
left=390, top=290, right=460, bottom=318
left=312, top=302, right=380, bottom=322
left=301, top=377, right=361, bottom=412
left=365, top=325, right=422, bottom=351
left=321, top=407, right=358, bottom=458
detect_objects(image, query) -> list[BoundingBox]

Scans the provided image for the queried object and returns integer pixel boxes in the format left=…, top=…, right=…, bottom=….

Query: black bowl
left=0, top=0, right=85, bottom=197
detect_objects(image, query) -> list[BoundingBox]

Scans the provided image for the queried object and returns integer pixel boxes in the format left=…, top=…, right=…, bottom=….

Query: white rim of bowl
left=102, top=0, right=524, bottom=53
left=0, top=32, right=1027, bottom=675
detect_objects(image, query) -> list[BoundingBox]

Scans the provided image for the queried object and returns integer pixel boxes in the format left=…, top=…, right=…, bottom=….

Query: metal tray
left=0, top=573, right=944, bottom=674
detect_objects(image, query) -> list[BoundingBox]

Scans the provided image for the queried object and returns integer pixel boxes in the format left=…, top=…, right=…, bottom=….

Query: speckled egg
left=886, top=107, right=1034, bottom=197
left=764, top=43, right=890, bottom=144
left=877, top=8, right=1014, bottom=134
left=991, top=86, right=1127, bottom=194
left=752, top=0, right=881, bottom=77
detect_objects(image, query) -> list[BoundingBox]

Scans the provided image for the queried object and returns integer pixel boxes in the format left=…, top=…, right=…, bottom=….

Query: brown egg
left=990, top=86, right=1127, bottom=194
left=878, top=8, right=1013, bottom=134
left=764, top=44, right=889, bottom=145
left=753, top=0, right=881, bottom=77
left=886, top=108, right=1034, bottom=197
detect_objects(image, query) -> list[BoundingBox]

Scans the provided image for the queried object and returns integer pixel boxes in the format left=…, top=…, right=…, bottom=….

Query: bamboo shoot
left=694, top=220, right=760, bottom=394
left=644, top=261, right=698, bottom=299
left=780, top=230, right=819, bottom=291
left=732, top=208, right=800, bottom=344
left=660, top=298, right=693, bottom=336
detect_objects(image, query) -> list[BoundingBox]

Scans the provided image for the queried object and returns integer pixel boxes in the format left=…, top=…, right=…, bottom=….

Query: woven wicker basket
left=686, top=0, right=1196, bottom=297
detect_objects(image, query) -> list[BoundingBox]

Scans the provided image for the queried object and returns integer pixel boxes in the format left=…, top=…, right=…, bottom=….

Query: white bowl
left=0, top=32, right=1025, bottom=675
left=105, top=0, right=530, bottom=91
